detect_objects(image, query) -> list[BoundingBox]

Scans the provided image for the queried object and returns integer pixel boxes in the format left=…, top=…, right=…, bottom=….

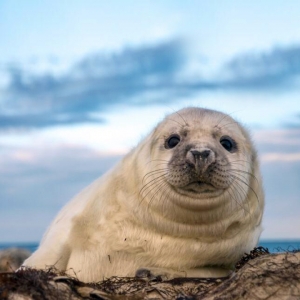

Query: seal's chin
left=182, top=181, right=218, bottom=193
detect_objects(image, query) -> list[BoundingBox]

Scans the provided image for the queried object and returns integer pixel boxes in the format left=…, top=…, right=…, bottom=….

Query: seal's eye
left=166, top=135, right=180, bottom=149
left=220, top=136, right=236, bottom=152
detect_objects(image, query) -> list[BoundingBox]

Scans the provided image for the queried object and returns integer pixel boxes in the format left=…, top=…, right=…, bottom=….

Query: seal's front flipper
left=135, top=267, right=186, bottom=281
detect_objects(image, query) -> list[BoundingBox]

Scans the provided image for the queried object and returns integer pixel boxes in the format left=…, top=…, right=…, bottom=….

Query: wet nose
left=191, top=149, right=211, bottom=160
left=187, top=148, right=215, bottom=174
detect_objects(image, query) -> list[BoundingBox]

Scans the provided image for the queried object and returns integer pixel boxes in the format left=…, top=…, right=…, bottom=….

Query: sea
left=0, top=240, right=299, bottom=253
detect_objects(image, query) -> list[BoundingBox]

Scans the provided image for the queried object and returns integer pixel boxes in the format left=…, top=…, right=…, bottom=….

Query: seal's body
left=23, top=107, right=264, bottom=282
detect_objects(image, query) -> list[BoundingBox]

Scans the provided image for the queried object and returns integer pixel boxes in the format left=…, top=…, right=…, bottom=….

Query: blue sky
left=0, top=0, right=300, bottom=242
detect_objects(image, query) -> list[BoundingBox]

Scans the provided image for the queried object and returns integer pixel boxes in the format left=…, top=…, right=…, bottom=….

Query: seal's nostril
left=191, top=150, right=201, bottom=156
left=191, top=149, right=211, bottom=159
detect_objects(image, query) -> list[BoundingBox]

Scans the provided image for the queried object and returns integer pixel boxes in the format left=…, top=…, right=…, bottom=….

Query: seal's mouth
left=184, top=181, right=216, bottom=193
left=197, top=181, right=207, bottom=186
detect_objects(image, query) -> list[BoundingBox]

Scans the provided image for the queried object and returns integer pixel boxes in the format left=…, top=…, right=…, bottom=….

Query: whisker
left=166, top=106, right=188, bottom=127
left=227, top=177, right=245, bottom=214
left=166, top=117, right=185, bottom=127
left=214, top=114, right=229, bottom=129
left=142, top=168, right=168, bottom=183
left=216, top=159, right=251, bottom=168
left=147, top=180, right=169, bottom=212
left=218, top=120, right=239, bottom=130
left=139, top=173, right=166, bottom=202
left=229, top=173, right=259, bottom=205
left=227, top=184, right=247, bottom=216
left=173, top=110, right=188, bottom=127
left=139, top=173, right=167, bottom=197
left=229, top=160, right=251, bottom=166
left=139, top=176, right=167, bottom=207
left=229, top=177, right=251, bottom=216
left=230, top=169, right=258, bottom=184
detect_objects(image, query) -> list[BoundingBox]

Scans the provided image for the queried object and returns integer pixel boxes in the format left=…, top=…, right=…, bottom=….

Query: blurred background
left=0, top=1, right=299, bottom=249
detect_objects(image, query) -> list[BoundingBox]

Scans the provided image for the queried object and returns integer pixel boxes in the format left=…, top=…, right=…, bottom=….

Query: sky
left=0, top=0, right=300, bottom=243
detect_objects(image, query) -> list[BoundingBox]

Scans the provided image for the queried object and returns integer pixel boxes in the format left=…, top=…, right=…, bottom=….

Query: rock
left=0, top=248, right=31, bottom=272
left=0, top=247, right=299, bottom=299
left=204, top=250, right=300, bottom=300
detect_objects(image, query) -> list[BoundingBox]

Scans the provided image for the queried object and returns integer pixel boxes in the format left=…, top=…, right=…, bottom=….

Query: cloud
left=0, top=112, right=103, bottom=129
left=254, top=128, right=300, bottom=157
left=1, top=39, right=191, bottom=130
left=261, top=152, right=300, bottom=162
left=254, top=128, right=300, bottom=164
left=223, top=45, right=300, bottom=89
left=0, top=144, right=122, bottom=241
left=2, top=39, right=300, bottom=131
left=283, top=113, right=300, bottom=129
left=0, top=145, right=122, bottom=210
left=253, top=128, right=300, bottom=239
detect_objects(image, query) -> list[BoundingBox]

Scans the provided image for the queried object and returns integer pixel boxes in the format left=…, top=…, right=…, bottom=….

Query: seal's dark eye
left=166, top=135, right=180, bottom=149
left=220, top=136, right=236, bottom=152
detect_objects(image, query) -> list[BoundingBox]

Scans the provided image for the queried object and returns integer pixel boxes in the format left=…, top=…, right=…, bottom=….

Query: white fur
left=23, top=108, right=264, bottom=282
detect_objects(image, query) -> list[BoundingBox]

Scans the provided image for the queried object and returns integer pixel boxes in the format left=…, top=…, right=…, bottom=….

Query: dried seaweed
left=235, top=246, right=270, bottom=270
left=0, top=248, right=299, bottom=300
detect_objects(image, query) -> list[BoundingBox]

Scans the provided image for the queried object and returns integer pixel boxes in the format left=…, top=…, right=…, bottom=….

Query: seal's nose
left=187, top=148, right=215, bottom=174
left=191, top=149, right=211, bottom=160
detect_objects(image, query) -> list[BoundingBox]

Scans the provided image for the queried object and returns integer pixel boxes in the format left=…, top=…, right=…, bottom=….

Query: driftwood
left=0, top=247, right=299, bottom=299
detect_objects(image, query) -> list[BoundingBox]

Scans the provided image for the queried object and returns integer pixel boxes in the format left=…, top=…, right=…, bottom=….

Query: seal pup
left=22, top=107, right=264, bottom=282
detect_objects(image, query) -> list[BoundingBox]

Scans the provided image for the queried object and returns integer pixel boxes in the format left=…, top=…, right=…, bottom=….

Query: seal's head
left=158, top=107, right=253, bottom=192
left=138, top=107, right=263, bottom=227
